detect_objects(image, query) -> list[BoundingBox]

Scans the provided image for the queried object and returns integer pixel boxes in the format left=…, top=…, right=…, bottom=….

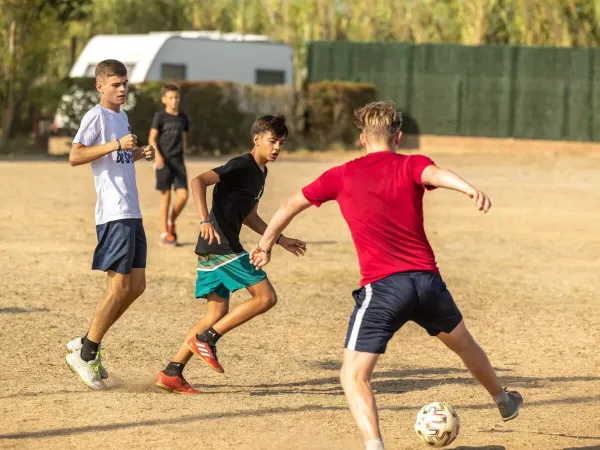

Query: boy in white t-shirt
left=65, top=59, right=155, bottom=390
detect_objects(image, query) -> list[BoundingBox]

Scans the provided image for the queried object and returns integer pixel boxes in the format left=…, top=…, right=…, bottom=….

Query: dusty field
left=1, top=143, right=599, bottom=450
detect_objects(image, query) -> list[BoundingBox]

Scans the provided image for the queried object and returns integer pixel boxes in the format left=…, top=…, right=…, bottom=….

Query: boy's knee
left=107, top=285, right=131, bottom=302
left=131, top=281, right=146, bottom=299
left=340, top=365, right=368, bottom=388
left=258, top=290, right=277, bottom=311
left=340, top=368, right=348, bottom=388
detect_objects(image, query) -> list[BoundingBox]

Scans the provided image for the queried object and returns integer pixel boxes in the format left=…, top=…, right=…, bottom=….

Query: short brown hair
left=354, top=101, right=403, bottom=139
left=251, top=114, right=288, bottom=139
left=95, top=59, right=127, bottom=80
left=161, top=84, right=180, bottom=96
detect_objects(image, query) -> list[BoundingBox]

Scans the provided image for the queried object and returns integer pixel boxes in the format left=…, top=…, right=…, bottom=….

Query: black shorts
left=92, top=219, right=147, bottom=274
left=345, top=272, right=463, bottom=354
left=156, top=157, right=188, bottom=191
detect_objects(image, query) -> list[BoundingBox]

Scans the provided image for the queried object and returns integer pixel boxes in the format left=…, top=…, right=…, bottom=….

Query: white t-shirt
left=73, top=105, right=142, bottom=225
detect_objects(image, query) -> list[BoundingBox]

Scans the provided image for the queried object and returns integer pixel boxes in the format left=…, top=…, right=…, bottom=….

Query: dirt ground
left=1, top=141, right=599, bottom=450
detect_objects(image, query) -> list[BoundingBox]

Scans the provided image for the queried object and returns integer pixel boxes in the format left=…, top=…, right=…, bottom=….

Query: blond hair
left=354, top=101, right=402, bottom=141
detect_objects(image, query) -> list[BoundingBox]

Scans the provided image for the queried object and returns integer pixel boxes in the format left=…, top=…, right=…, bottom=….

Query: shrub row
left=56, top=79, right=379, bottom=153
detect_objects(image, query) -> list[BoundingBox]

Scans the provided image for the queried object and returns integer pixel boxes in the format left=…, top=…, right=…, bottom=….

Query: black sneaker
left=498, top=388, right=523, bottom=421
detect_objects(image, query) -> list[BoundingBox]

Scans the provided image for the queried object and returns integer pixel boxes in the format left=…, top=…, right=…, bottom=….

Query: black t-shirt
left=195, top=153, right=267, bottom=255
left=151, top=111, right=189, bottom=159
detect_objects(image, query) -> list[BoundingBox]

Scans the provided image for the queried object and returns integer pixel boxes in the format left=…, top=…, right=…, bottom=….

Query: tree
left=0, top=0, right=90, bottom=143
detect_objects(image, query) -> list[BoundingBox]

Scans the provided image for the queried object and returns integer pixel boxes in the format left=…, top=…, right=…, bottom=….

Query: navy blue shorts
left=92, top=219, right=147, bottom=274
left=345, top=272, right=463, bottom=354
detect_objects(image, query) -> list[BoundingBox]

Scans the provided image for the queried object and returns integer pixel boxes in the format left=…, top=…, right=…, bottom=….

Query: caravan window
left=162, top=64, right=187, bottom=81
left=256, top=69, right=286, bottom=85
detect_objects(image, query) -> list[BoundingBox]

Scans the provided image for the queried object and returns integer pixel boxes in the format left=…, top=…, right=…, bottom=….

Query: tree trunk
left=1, top=20, right=16, bottom=145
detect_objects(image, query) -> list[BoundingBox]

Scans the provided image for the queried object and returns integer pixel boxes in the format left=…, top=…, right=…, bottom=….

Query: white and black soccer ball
left=414, top=402, right=460, bottom=448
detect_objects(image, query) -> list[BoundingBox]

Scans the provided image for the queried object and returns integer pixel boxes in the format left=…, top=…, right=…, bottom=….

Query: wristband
left=276, top=234, right=283, bottom=245
left=257, top=245, right=271, bottom=254
left=200, top=219, right=212, bottom=225
left=116, top=139, right=121, bottom=151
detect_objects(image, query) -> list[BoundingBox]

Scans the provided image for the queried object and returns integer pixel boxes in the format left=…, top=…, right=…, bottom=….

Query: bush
left=305, top=81, right=377, bottom=148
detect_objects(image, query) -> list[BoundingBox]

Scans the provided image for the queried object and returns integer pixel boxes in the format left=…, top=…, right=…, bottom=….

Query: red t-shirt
left=302, top=151, right=439, bottom=287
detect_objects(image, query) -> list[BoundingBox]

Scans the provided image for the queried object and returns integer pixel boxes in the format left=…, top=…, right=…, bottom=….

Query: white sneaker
left=66, top=336, right=84, bottom=352
left=66, top=349, right=106, bottom=390
left=66, top=337, right=109, bottom=380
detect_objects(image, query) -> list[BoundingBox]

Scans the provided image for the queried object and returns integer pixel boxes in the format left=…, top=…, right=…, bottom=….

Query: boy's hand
left=154, top=153, right=165, bottom=169
left=278, top=236, right=307, bottom=257
left=142, top=145, right=155, bottom=161
left=119, top=134, right=138, bottom=150
left=466, top=188, right=492, bottom=213
left=250, top=245, right=271, bottom=269
left=200, top=221, right=221, bottom=245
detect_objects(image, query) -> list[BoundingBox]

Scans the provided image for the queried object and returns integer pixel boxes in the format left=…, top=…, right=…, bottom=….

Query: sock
left=81, top=337, right=100, bottom=362
left=493, top=389, right=509, bottom=405
left=197, top=327, right=221, bottom=345
left=163, top=362, right=185, bottom=377
left=365, top=439, right=385, bottom=450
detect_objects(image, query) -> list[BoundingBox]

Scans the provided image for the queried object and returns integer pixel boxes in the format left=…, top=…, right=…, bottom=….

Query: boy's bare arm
left=149, top=128, right=163, bottom=169
left=69, top=134, right=137, bottom=167
left=249, top=191, right=312, bottom=269
left=245, top=203, right=307, bottom=258
left=191, top=170, right=221, bottom=245
left=183, top=132, right=188, bottom=154
left=421, top=165, right=492, bottom=213
left=69, top=142, right=117, bottom=166
left=243, top=205, right=268, bottom=235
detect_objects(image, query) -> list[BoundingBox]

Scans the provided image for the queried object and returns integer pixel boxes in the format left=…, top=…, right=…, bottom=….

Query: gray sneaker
left=66, top=336, right=109, bottom=379
left=498, top=388, right=523, bottom=421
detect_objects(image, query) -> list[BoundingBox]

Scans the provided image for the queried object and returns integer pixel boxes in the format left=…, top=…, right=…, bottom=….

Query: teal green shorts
left=195, top=252, right=267, bottom=300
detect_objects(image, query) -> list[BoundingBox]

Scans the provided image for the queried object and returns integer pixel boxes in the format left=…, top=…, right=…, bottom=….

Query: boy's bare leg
left=436, top=320, right=502, bottom=397
left=159, top=190, right=171, bottom=235
left=340, top=349, right=383, bottom=448
left=210, top=279, right=277, bottom=335
left=171, top=293, right=229, bottom=364
left=109, top=268, right=146, bottom=326
left=87, top=271, right=133, bottom=343
left=187, top=280, right=276, bottom=373
left=437, top=320, right=523, bottom=420
left=66, top=271, right=135, bottom=388
left=169, top=188, right=188, bottom=225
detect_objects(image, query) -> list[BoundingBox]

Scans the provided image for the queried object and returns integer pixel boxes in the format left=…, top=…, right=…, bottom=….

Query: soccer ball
left=414, top=402, right=460, bottom=448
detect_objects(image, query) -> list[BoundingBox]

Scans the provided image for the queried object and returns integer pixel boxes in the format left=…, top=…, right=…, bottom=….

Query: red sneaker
left=187, top=336, right=224, bottom=373
left=161, top=233, right=176, bottom=246
left=168, top=222, right=177, bottom=240
left=155, top=370, right=200, bottom=394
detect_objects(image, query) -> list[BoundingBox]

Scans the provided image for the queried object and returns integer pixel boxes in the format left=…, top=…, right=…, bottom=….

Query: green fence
left=307, top=41, right=600, bottom=141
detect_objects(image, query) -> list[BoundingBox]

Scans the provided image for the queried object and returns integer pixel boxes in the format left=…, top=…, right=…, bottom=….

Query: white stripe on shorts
left=347, top=283, right=373, bottom=351
left=196, top=252, right=246, bottom=272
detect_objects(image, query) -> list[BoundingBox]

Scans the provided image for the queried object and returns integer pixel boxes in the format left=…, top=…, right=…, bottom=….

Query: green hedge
left=56, top=79, right=376, bottom=153
left=305, top=81, right=377, bottom=148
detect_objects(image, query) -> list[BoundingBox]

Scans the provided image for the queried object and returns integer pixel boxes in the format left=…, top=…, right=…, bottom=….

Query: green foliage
left=306, top=81, right=377, bottom=148
left=56, top=79, right=295, bottom=154
left=5, top=0, right=600, bottom=145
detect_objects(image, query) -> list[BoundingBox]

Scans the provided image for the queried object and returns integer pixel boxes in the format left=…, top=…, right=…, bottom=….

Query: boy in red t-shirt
left=250, top=102, right=522, bottom=450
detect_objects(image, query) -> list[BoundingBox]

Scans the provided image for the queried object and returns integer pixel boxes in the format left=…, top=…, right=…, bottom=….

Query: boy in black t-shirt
left=155, top=115, right=307, bottom=394
left=149, top=84, right=190, bottom=246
